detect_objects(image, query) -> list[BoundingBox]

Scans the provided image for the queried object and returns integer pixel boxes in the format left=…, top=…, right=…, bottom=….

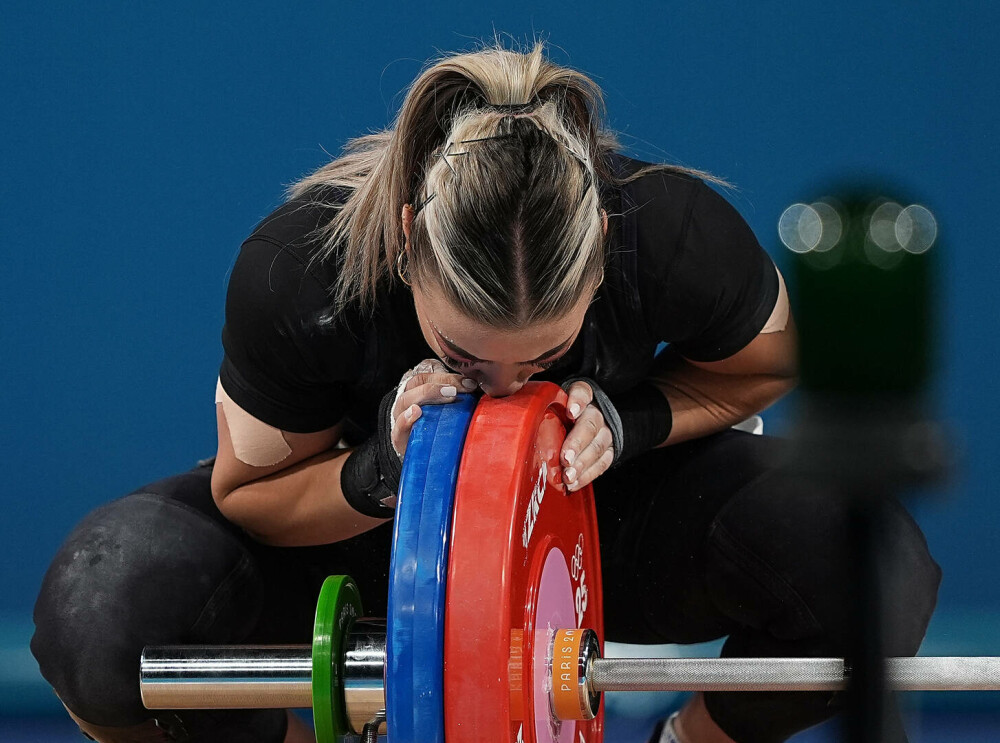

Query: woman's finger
left=405, top=372, right=475, bottom=392
left=564, top=380, right=595, bottom=422
left=394, top=380, right=470, bottom=416
left=562, top=403, right=604, bottom=469
left=391, top=403, right=423, bottom=458
left=563, top=425, right=613, bottom=487
left=566, top=448, right=615, bottom=491
left=394, top=375, right=475, bottom=418
left=389, top=358, right=477, bottom=457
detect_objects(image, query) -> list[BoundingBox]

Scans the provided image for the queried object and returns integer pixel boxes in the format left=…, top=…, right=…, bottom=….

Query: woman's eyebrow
left=435, top=329, right=572, bottom=364
left=436, top=334, right=485, bottom=362
left=520, top=338, right=573, bottom=364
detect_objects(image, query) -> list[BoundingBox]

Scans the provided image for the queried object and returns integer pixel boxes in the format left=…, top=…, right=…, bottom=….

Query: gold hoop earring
left=396, top=251, right=409, bottom=285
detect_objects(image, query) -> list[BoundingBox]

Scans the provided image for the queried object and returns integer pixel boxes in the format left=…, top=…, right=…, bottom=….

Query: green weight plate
left=312, top=575, right=363, bottom=743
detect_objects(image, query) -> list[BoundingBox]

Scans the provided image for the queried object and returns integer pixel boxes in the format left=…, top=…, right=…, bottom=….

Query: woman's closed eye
left=440, top=353, right=561, bottom=371
left=527, top=358, right=560, bottom=370
left=440, top=353, right=477, bottom=370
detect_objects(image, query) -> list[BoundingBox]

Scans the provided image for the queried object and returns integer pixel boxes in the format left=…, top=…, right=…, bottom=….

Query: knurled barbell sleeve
left=586, top=656, right=1000, bottom=693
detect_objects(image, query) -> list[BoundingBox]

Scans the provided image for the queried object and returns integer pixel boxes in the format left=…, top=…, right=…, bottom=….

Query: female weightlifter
left=31, top=41, right=940, bottom=743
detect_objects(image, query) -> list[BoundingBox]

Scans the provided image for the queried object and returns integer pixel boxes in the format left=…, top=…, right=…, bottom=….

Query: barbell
left=139, top=383, right=1000, bottom=742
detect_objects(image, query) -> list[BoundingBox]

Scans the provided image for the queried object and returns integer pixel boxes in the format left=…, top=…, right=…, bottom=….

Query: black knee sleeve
left=704, top=482, right=940, bottom=743
left=873, top=497, right=943, bottom=656
left=707, top=486, right=940, bottom=653
left=31, top=492, right=263, bottom=727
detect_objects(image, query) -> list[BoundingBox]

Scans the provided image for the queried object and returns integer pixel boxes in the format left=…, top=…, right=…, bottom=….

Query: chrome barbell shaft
left=590, top=657, right=845, bottom=693
left=141, top=646, right=1000, bottom=713
left=588, top=656, right=1000, bottom=693
left=141, top=624, right=389, bottom=724
left=884, top=656, right=1000, bottom=691
left=141, top=645, right=313, bottom=709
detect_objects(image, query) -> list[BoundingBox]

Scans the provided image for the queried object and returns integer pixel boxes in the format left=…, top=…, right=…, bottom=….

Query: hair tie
left=488, top=102, right=535, bottom=115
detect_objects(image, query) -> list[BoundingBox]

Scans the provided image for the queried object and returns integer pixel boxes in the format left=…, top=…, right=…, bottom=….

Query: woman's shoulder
left=225, top=187, right=368, bottom=355
left=606, top=153, right=710, bottom=282
left=221, top=187, right=369, bottom=432
left=608, top=154, right=778, bottom=361
left=608, top=152, right=752, bottom=261
left=242, top=186, right=351, bottom=273
left=608, top=152, right=706, bottom=216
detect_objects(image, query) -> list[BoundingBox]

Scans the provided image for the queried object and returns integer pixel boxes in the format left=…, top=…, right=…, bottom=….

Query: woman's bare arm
left=651, top=313, right=799, bottom=446
left=210, top=403, right=390, bottom=547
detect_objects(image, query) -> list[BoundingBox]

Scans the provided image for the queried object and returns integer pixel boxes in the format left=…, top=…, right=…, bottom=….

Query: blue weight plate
left=387, top=394, right=477, bottom=743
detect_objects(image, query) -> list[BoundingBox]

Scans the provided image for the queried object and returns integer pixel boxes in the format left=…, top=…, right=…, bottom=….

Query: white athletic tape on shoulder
left=761, top=265, right=790, bottom=334
left=215, top=378, right=292, bottom=467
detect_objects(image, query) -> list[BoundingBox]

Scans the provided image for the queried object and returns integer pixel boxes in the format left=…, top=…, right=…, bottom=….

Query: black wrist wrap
left=561, top=377, right=672, bottom=467
left=340, top=390, right=402, bottom=518
left=609, top=381, right=672, bottom=465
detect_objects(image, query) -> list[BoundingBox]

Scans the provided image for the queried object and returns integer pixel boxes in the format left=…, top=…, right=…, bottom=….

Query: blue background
left=3, top=0, right=998, bottom=724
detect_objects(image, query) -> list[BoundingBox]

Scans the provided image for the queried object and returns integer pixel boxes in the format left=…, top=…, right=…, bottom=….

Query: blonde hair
left=291, top=38, right=721, bottom=325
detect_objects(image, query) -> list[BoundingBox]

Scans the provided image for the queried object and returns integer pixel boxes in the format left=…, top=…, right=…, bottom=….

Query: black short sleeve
left=637, top=176, right=779, bottom=362
left=219, top=238, right=361, bottom=433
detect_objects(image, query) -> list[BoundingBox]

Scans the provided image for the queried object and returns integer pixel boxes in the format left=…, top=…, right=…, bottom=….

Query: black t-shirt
left=219, top=153, right=779, bottom=440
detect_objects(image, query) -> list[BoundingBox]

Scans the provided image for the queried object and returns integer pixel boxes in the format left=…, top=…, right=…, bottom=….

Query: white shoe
left=655, top=712, right=683, bottom=743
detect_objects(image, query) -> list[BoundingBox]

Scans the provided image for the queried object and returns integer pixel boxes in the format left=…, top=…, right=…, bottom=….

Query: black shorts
left=31, top=431, right=940, bottom=743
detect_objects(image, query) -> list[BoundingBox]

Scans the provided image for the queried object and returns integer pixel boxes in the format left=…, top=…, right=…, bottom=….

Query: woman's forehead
left=414, top=285, right=588, bottom=364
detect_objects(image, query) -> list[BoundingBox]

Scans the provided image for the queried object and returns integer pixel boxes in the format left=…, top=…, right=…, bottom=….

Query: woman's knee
left=877, top=498, right=942, bottom=655
left=707, top=483, right=940, bottom=654
left=31, top=491, right=262, bottom=726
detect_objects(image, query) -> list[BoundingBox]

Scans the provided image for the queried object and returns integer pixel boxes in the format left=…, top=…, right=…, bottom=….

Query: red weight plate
left=444, top=382, right=604, bottom=743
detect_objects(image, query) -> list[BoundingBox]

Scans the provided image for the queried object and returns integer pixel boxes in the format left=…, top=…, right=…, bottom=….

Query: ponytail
left=291, top=38, right=721, bottom=318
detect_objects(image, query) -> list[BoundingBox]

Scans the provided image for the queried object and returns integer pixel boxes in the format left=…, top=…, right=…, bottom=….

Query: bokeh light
left=778, top=203, right=822, bottom=253
left=781, top=197, right=937, bottom=272
left=868, top=201, right=904, bottom=252
left=897, top=204, right=938, bottom=254
left=778, top=201, right=844, bottom=255
left=862, top=200, right=937, bottom=270
left=864, top=232, right=905, bottom=270
left=779, top=200, right=846, bottom=271
left=810, top=201, right=843, bottom=253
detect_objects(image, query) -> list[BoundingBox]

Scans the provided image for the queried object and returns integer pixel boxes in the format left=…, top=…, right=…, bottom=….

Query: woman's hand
left=560, top=380, right=615, bottom=492
left=391, top=359, right=477, bottom=458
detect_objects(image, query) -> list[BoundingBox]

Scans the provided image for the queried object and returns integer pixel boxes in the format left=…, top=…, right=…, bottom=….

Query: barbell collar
left=343, top=619, right=387, bottom=734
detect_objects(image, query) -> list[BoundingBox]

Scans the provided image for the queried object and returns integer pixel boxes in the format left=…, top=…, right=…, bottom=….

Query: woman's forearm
left=217, top=447, right=390, bottom=547
left=649, top=352, right=797, bottom=446
left=218, top=341, right=795, bottom=543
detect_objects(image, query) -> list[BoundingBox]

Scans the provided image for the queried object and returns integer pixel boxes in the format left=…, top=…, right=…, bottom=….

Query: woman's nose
left=477, top=367, right=527, bottom=398
left=482, top=380, right=524, bottom=398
